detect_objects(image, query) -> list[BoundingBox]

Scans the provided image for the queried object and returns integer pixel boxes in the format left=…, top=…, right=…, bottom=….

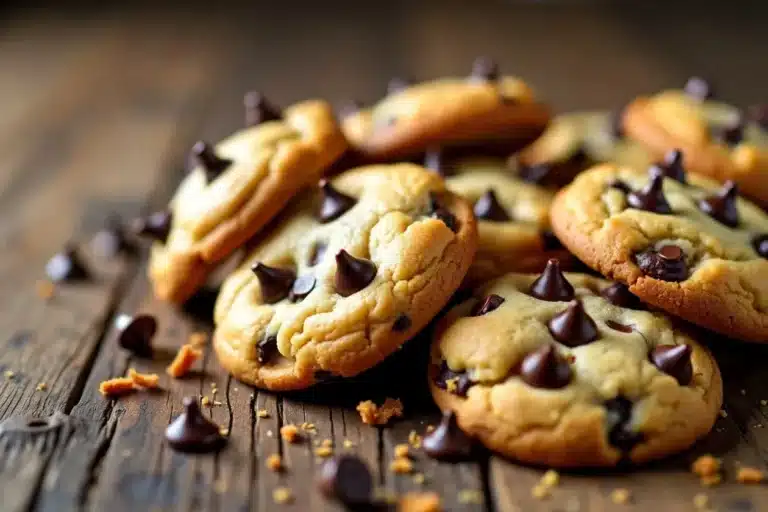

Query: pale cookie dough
left=430, top=270, right=722, bottom=467
left=214, top=164, right=477, bottom=391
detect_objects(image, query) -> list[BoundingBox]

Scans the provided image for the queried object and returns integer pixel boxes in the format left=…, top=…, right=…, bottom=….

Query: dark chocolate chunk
left=469, top=56, right=499, bottom=82
left=540, top=230, right=563, bottom=250
left=46, top=245, right=90, bottom=283
left=683, top=76, right=713, bottom=101
left=635, top=245, right=687, bottom=282
left=751, top=234, right=768, bottom=258
left=655, top=149, right=686, bottom=184
left=387, top=76, right=413, bottom=95
left=699, top=181, right=739, bottom=227
left=473, top=189, right=510, bottom=221
left=609, top=179, right=631, bottom=194
left=392, top=313, right=411, bottom=332
left=529, top=259, right=575, bottom=302
left=434, top=361, right=473, bottom=397
left=289, top=274, right=316, bottom=302
left=605, top=320, right=634, bottom=333
left=604, top=396, right=644, bottom=452
left=165, top=397, right=226, bottom=453
left=243, top=91, right=282, bottom=127
left=428, top=192, right=458, bottom=232
left=470, top=294, right=505, bottom=317
left=336, top=99, right=363, bottom=120
left=600, top=283, right=644, bottom=310
left=335, top=250, right=376, bottom=297
left=309, top=242, right=327, bottom=266
left=317, top=179, right=356, bottom=223
left=650, top=344, right=693, bottom=385
left=191, top=141, right=233, bottom=183
left=713, top=116, right=745, bottom=146
left=92, top=215, right=134, bottom=258
left=257, top=334, right=278, bottom=365
left=115, top=313, right=157, bottom=357
left=423, top=410, right=474, bottom=461
left=251, top=263, right=296, bottom=304
left=133, top=210, right=172, bottom=244
left=547, top=300, right=599, bottom=347
left=424, top=147, right=449, bottom=176
left=518, top=163, right=551, bottom=185
left=520, top=344, right=572, bottom=389
left=318, top=455, right=373, bottom=506
left=627, top=168, right=672, bottom=214
left=748, top=104, right=768, bottom=131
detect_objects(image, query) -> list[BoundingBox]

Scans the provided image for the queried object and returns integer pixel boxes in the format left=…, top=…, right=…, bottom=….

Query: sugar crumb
left=390, top=457, right=413, bottom=474
left=610, top=488, right=631, bottom=505
left=737, top=466, right=764, bottom=484
left=257, top=409, right=269, bottom=418
left=280, top=424, right=301, bottom=443
left=272, top=487, right=293, bottom=504
left=357, top=398, right=404, bottom=426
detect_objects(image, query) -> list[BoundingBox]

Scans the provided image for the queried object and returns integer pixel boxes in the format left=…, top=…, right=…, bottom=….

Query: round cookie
left=550, top=156, right=768, bottom=342
left=135, top=98, right=347, bottom=303
left=623, top=78, right=768, bottom=206
left=213, top=163, right=477, bottom=391
left=429, top=266, right=722, bottom=467
left=341, top=58, right=550, bottom=161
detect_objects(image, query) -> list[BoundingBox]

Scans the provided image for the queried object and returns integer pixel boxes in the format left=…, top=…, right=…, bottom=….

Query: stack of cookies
left=135, top=60, right=768, bottom=468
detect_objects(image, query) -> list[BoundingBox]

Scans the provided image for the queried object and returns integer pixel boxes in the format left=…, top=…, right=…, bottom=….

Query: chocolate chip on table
left=600, top=283, right=644, bottom=310
left=318, top=455, right=373, bottom=507
left=540, top=230, right=563, bottom=250
left=520, top=344, right=572, bottom=389
left=434, top=361, right=473, bottom=397
left=655, top=148, right=686, bottom=184
left=469, top=56, right=499, bottom=82
left=529, top=259, right=575, bottom=302
left=604, top=396, right=644, bottom=452
left=428, top=192, right=458, bottom=232
left=257, top=334, right=278, bottom=364
left=335, top=250, right=376, bottom=297
left=289, top=274, right=316, bottom=302
left=92, top=215, right=134, bottom=258
left=392, top=313, right=411, bottom=332
left=748, top=104, right=768, bottom=130
left=308, top=242, right=327, bottom=266
left=605, top=320, right=634, bottom=333
left=423, top=410, right=474, bottom=461
left=115, top=313, right=157, bottom=357
left=627, top=168, right=672, bottom=214
left=518, top=163, right=552, bottom=185
left=243, top=91, right=282, bottom=127
left=470, top=294, right=505, bottom=316
left=133, top=210, right=172, bottom=244
left=699, top=181, right=740, bottom=227
left=752, top=234, right=768, bottom=258
left=473, top=189, right=510, bottom=222
left=251, top=263, right=296, bottom=304
left=46, top=245, right=90, bottom=283
left=548, top=300, right=599, bottom=347
left=650, top=344, right=693, bottom=385
left=635, top=245, right=688, bottom=282
left=317, top=179, right=356, bottom=223
left=683, top=76, right=714, bottom=101
left=191, top=141, right=233, bottom=183
left=387, top=76, right=413, bottom=95
left=165, top=397, right=226, bottom=453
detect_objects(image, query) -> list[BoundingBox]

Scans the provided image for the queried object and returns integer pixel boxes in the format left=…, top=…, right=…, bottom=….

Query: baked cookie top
left=213, top=163, right=477, bottom=391
left=138, top=99, right=346, bottom=303
left=430, top=268, right=722, bottom=467
left=550, top=157, right=768, bottom=342
left=623, top=79, right=768, bottom=205
left=341, top=58, right=550, bottom=161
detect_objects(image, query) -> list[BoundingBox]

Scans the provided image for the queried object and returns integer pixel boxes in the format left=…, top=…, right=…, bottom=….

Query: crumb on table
left=394, top=444, right=410, bottom=459
left=314, top=445, right=333, bottom=457
left=398, top=491, right=441, bottom=512
left=128, top=368, right=159, bottom=389
left=357, top=398, right=404, bottom=425
left=272, top=487, right=293, bottom=505
left=166, top=344, right=202, bottom=378
left=737, top=466, right=765, bottom=484
left=266, top=453, right=282, bottom=472
left=4, top=370, right=15, bottom=380
left=457, top=489, right=483, bottom=504
left=36, top=280, right=56, bottom=300
left=36, top=382, right=48, bottom=392
left=540, top=470, right=559, bottom=488
left=693, top=493, right=709, bottom=510
left=692, top=455, right=721, bottom=478
left=390, top=457, right=413, bottom=474
left=99, top=377, right=135, bottom=396
left=409, top=430, right=423, bottom=448
left=257, top=409, right=269, bottom=418
left=610, top=488, right=631, bottom=505
left=280, top=424, right=301, bottom=443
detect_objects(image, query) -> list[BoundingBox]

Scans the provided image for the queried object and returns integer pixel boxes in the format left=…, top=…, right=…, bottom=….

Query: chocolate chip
left=655, top=149, right=686, bottom=184
left=529, top=259, right=575, bottom=302
left=751, top=234, right=768, bottom=258
left=684, top=76, right=713, bottom=101
left=387, top=76, right=413, bottom=95
left=92, top=216, right=133, bottom=258
left=336, top=100, right=363, bottom=120
left=115, top=313, right=157, bottom=357
left=243, top=91, right=282, bottom=127
left=251, top=263, right=296, bottom=304
left=317, top=179, right=356, bottom=223
left=748, top=104, right=768, bottom=131
left=335, top=250, right=376, bottom=297
left=257, top=334, right=278, bottom=365
left=470, top=294, right=505, bottom=316
left=518, top=163, right=551, bottom=185
left=469, top=56, right=499, bottom=82
left=635, top=245, right=687, bottom=282
left=604, top=396, right=643, bottom=452
left=289, top=274, right=315, bottom=302
left=605, top=320, right=634, bottom=333
left=133, top=210, right=172, bottom=244
left=713, top=116, right=745, bottom=146
left=600, top=283, right=644, bottom=310
left=392, top=313, right=411, bottom=332
left=627, top=168, right=672, bottom=214
left=423, top=410, right=474, bottom=461
left=191, top=141, right=233, bottom=183
left=165, top=397, right=226, bottom=453
left=318, top=455, right=373, bottom=506
left=424, top=147, right=449, bottom=176
left=540, top=230, right=563, bottom=250
left=46, top=245, right=90, bottom=283
left=473, top=189, right=510, bottom=222
left=699, top=181, right=739, bottom=227
left=309, top=242, right=327, bottom=266
left=548, top=300, right=599, bottom=347
left=428, top=192, right=458, bottom=232
left=650, top=344, right=693, bottom=385
left=608, top=179, right=631, bottom=194
left=434, top=361, right=473, bottom=397
left=520, top=345, right=572, bottom=389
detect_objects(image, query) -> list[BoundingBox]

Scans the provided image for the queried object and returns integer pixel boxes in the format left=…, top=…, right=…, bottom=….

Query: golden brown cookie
left=429, top=268, right=722, bottom=467
left=135, top=98, right=347, bottom=303
left=550, top=157, right=768, bottom=342
left=341, top=58, right=550, bottom=161
left=213, top=164, right=477, bottom=391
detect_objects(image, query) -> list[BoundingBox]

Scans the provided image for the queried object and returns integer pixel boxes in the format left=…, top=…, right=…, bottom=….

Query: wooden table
left=1, top=4, right=767, bottom=511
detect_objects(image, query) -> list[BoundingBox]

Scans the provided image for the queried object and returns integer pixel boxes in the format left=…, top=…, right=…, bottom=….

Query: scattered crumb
left=692, top=455, right=721, bottom=479
left=693, top=493, right=709, bottom=510
left=4, top=370, right=15, bottom=379
left=343, top=439, right=354, bottom=449
left=737, top=466, right=764, bottom=484
left=213, top=400, right=223, bottom=406
left=719, top=409, right=728, bottom=418
left=315, top=446, right=333, bottom=457
left=301, top=422, right=317, bottom=433
left=458, top=489, right=483, bottom=504
left=267, top=430, right=273, bottom=437
left=257, top=409, right=269, bottom=418
left=99, top=377, right=134, bottom=396
left=321, top=438, right=333, bottom=448
left=426, top=425, right=435, bottom=433
left=127, top=368, right=159, bottom=389
left=166, top=344, right=202, bottom=378
left=213, top=479, right=228, bottom=494
left=610, top=488, right=631, bottom=505
left=272, top=487, right=293, bottom=505
left=219, top=427, right=229, bottom=436
left=412, top=473, right=425, bottom=485
left=390, top=457, right=413, bottom=474
left=540, top=470, right=559, bottom=488
left=188, top=332, right=208, bottom=347
left=531, top=484, right=550, bottom=499
left=266, top=453, right=283, bottom=472
left=408, top=430, right=423, bottom=449
left=394, top=444, right=410, bottom=459
left=357, top=398, right=404, bottom=426
left=201, top=396, right=212, bottom=407
left=398, top=491, right=441, bottom=512
left=36, top=382, right=48, bottom=392
left=280, top=424, right=301, bottom=443
left=446, top=378, right=459, bottom=393
left=36, top=280, right=56, bottom=300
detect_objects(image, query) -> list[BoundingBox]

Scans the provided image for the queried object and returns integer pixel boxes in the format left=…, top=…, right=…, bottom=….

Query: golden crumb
left=280, top=424, right=301, bottom=443
left=36, top=280, right=56, bottom=300
left=398, top=491, right=441, bottom=512
left=272, top=487, right=293, bottom=504
left=394, top=444, right=410, bottom=459
left=426, top=425, right=435, bottom=433
left=315, top=446, right=333, bottom=457
left=540, top=470, right=559, bottom=488
left=692, top=455, right=721, bottom=477
left=343, top=439, right=354, bottom=449
left=412, top=473, right=425, bottom=485
left=531, top=484, right=550, bottom=499
left=693, top=493, right=709, bottom=510
left=357, top=398, right=404, bottom=426
left=610, top=488, right=631, bottom=505
left=219, top=427, right=229, bottom=436
left=458, top=489, right=483, bottom=504
left=257, top=409, right=269, bottom=418
left=737, top=466, right=764, bottom=484
left=99, top=377, right=134, bottom=396
left=700, top=474, right=722, bottom=487
left=321, top=438, right=333, bottom=448
left=301, top=422, right=317, bottom=432
left=4, top=370, right=15, bottom=379
left=201, top=396, right=211, bottom=407
left=128, top=368, right=159, bottom=389
left=166, top=344, right=201, bottom=378
left=36, top=382, right=48, bottom=392
left=213, top=479, right=228, bottom=494
left=408, top=430, right=422, bottom=449
left=446, top=378, right=458, bottom=393
left=390, top=457, right=413, bottom=474
left=213, top=400, right=222, bottom=406
left=266, top=453, right=283, bottom=472
left=188, top=332, right=208, bottom=347
left=719, top=409, right=728, bottom=418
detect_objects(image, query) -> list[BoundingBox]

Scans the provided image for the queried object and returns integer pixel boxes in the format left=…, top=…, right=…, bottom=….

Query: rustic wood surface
left=0, top=3, right=767, bottom=511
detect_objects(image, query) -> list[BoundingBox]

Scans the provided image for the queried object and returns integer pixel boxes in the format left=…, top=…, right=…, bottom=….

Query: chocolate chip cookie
left=341, top=57, right=550, bottom=161
left=623, top=78, right=768, bottom=205
left=136, top=98, right=347, bottom=303
left=429, top=266, right=722, bottom=467
left=551, top=156, right=768, bottom=342
left=213, top=163, right=477, bottom=391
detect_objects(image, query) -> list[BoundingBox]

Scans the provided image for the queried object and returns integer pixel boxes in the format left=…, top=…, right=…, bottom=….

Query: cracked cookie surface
left=429, top=270, right=722, bottom=467
left=213, top=164, right=477, bottom=391
left=551, top=161, right=768, bottom=342
left=146, top=100, right=347, bottom=303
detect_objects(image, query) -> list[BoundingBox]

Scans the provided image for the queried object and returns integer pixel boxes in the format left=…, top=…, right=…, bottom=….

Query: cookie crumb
left=213, top=479, right=228, bottom=494
left=701, top=474, right=721, bottom=487
left=267, top=430, right=273, bottom=437
left=266, top=453, right=282, bottom=472
left=693, top=493, right=709, bottom=510
left=4, top=370, right=15, bottom=380
left=36, top=382, right=48, bottom=392
left=409, top=430, right=423, bottom=449
left=166, top=344, right=201, bottom=378
left=610, top=488, right=631, bottom=505
left=531, top=484, right=550, bottom=499
left=394, top=444, right=410, bottom=459
left=201, top=396, right=211, bottom=407
left=398, top=491, right=441, bottom=512
left=737, top=466, right=764, bottom=484
left=315, top=446, right=333, bottom=457
left=719, top=409, right=728, bottom=418
left=458, top=489, right=483, bottom=504
left=692, top=454, right=721, bottom=478
left=343, top=439, right=354, bottom=449
left=99, top=377, right=134, bottom=396
left=425, top=425, right=435, bottom=433
left=257, top=409, right=269, bottom=418
left=357, top=398, right=404, bottom=425
left=188, top=332, right=208, bottom=347
left=541, top=469, right=559, bottom=488
left=412, top=473, right=425, bottom=485
left=280, top=424, right=301, bottom=443
left=272, top=487, right=293, bottom=504
left=36, top=280, right=56, bottom=300
left=127, top=368, right=159, bottom=389
left=390, top=457, right=414, bottom=474
left=301, top=422, right=317, bottom=433
left=219, top=427, right=229, bottom=436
